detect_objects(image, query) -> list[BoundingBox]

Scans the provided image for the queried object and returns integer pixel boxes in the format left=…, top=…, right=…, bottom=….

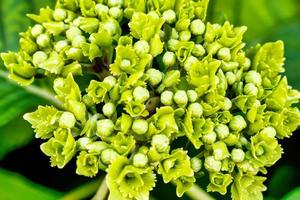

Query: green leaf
left=0, top=168, right=62, bottom=200
left=283, top=187, right=300, bottom=200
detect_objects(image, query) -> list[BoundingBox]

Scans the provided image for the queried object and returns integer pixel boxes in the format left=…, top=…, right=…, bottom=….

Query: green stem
left=60, top=179, right=101, bottom=200
left=0, top=70, right=61, bottom=107
left=92, top=176, right=109, bottom=200
left=186, top=184, right=215, bottom=200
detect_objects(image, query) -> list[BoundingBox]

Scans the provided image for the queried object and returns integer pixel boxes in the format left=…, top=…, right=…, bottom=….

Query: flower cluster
left=2, top=0, right=300, bottom=199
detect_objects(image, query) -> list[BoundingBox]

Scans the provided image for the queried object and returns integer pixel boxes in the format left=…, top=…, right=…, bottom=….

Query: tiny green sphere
left=190, top=19, right=205, bottom=35
left=245, top=70, right=262, bottom=86
left=31, top=24, right=44, bottom=38
left=97, top=119, right=115, bottom=137
left=179, top=30, right=191, bottom=41
left=260, top=126, right=277, bottom=137
left=187, top=90, right=198, bottom=102
left=134, top=40, right=150, bottom=55
left=132, top=119, right=148, bottom=135
left=36, top=34, right=50, bottom=48
left=163, top=51, right=176, bottom=67
left=174, top=90, right=188, bottom=106
left=231, top=148, right=245, bottom=163
left=217, top=47, right=231, bottom=61
left=120, top=59, right=131, bottom=71
left=215, top=124, right=230, bottom=140
left=133, top=86, right=150, bottom=102
left=204, top=156, right=222, bottom=172
left=53, top=8, right=67, bottom=21
left=225, top=71, right=236, bottom=85
left=191, top=157, right=202, bottom=173
left=161, top=90, right=174, bottom=106
left=162, top=9, right=176, bottom=24
left=109, top=7, right=123, bottom=20
left=151, top=134, right=170, bottom=153
left=102, top=102, right=116, bottom=117
left=244, top=83, right=258, bottom=96
left=146, top=68, right=163, bottom=86
left=223, top=97, right=232, bottom=111
left=107, top=0, right=123, bottom=7
left=103, top=76, right=117, bottom=89
left=55, top=40, right=69, bottom=52
left=188, top=102, right=203, bottom=118
left=95, top=4, right=109, bottom=17
left=229, top=115, right=247, bottom=131
left=101, top=148, right=119, bottom=165
left=192, top=44, right=206, bottom=57
left=72, top=35, right=86, bottom=48
left=184, top=56, right=198, bottom=71
left=59, top=112, right=76, bottom=128
left=66, top=27, right=82, bottom=41
left=133, top=153, right=148, bottom=167
left=66, top=47, right=82, bottom=60
left=32, top=51, right=48, bottom=66
left=202, top=131, right=217, bottom=144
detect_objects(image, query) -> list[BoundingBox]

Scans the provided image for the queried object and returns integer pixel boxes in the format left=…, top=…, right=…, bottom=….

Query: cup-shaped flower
left=207, top=172, right=232, bottom=195
left=111, top=132, right=136, bottom=156
left=107, top=156, right=156, bottom=200
left=173, top=175, right=196, bottom=197
left=76, top=151, right=99, bottom=177
left=86, top=80, right=111, bottom=104
left=125, top=101, right=149, bottom=117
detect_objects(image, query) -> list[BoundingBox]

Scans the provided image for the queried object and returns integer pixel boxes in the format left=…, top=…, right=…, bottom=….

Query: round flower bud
left=66, top=27, right=82, bottom=41
left=97, top=119, right=114, bottom=137
left=162, top=9, right=176, bottom=24
left=107, top=0, right=123, bottom=7
left=148, top=11, right=159, bottom=19
left=55, top=40, right=69, bottom=52
left=231, top=148, right=245, bottom=163
left=120, top=59, right=131, bottom=71
left=77, top=137, right=93, bottom=150
left=229, top=115, right=247, bottom=131
left=146, top=69, right=163, bottom=86
left=32, top=51, right=48, bottom=66
left=212, top=141, right=229, bottom=160
left=102, top=102, right=116, bottom=117
left=95, top=4, right=109, bottom=17
left=217, top=47, right=231, bottom=61
left=202, top=131, right=217, bottom=144
left=190, top=19, right=205, bottom=35
left=133, top=153, right=148, bottom=167
left=103, top=76, right=117, bottom=89
left=191, top=157, right=202, bottom=172
left=53, top=8, right=67, bottom=21
left=215, top=124, right=230, bottom=139
left=174, top=90, right=188, bottom=106
left=192, top=44, right=206, bottom=57
left=101, top=149, right=119, bottom=165
left=179, top=30, right=191, bottom=41
left=223, top=97, right=232, bottom=111
left=36, top=34, right=50, bottom=48
left=188, top=103, right=203, bottom=118
left=243, top=57, right=251, bottom=70
left=59, top=112, right=76, bottom=128
left=163, top=51, right=176, bottom=67
left=187, top=90, right=198, bottom=102
left=245, top=70, right=262, bottom=86
left=133, top=86, right=150, bottom=102
left=132, top=119, right=148, bottom=135
left=161, top=90, right=174, bottom=106
left=204, top=156, right=221, bottom=172
left=225, top=71, right=236, bottom=85
left=167, top=39, right=179, bottom=51
left=151, top=134, right=169, bottom=153
left=72, top=35, right=86, bottom=48
left=224, top=134, right=239, bottom=146
left=66, top=47, right=82, bottom=60
left=244, top=83, right=258, bottom=96
left=109, top=7, right=123, bottom=20
left=31, top=24, right=44, bottom=38
left=260, top=126, right=277, bottom=137
left=134, top=40, right=150, bottom=55
left=184, top=56, right=198, bottom=71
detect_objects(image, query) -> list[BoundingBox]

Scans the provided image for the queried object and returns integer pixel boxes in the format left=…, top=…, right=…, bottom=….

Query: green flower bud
left=202, top=131, right=217, bottom=144
left=225, top=71, right=236, bottom=85
left=95, top=3, right=109, bottom=17
left=76, top=151, right=99, bottom=177
left=229, top=115, right=247, bottom=131
left=72, top=35, right=86, bottom=48
left=191, top=157, right=202, bottom=172
left=102, top=102, right=116, bottom=117
left=146, top=68, right=163, bottom=86
left=86, top=141, right=109, bottom=153
left=163, top=51, right=176, bottom=67
left=101, top=148, right=119, bottom=165
left=215, top=124, right=230, bottom=139
left=133, top=153, right=148, bottom=167
left=260, top=126, right=276, bottom=138
left=53, top=8, right=67, bottom=21
left=174, top=90, right=188, bottom=107
left=134, top=40, right=150, bottom=55
left=221, top=61, right=239, bottom=72
left=107, top=0, right=123, bottom=7
left=66, top=47, right=83, bottom=60
left=192, top=44, right=206, bottom=57
left=132, top=119, right=148, bottom=135
left=151, top=134, right=170, bottom=153
left=162, top=9, right=176, bottom=24
left=103, top=76, right=117, bottom=89
left=184, top=56, right=198, bottom=71
left=245, top=70, right=262, bottom=86
left=97, top=119, right=114, bottom=137
left=190, top=19, right=205, bottom=35
left=223, top=97, right=232, bottom=111
left=66, top=27, right=82, bottom=41
left=161, top=90, right=174, bottom=106
left=55, top=40, right=69, bottom=52
left=204, top=156, right=222, bottom=172
left=231, top=148, right=245, bottom=163
left=109, top=7, right=123, bottom=21
left=31, top=24, right=44, bottom=38
left=244, top=83, right=258, bottom=96
left=187, top=90, right=198, bottom=102
left=77, top=137, right=93, bottom=150
left=188, top=102, right=203, bottom=118
left=59, top=112, right=76, bottom=128
left=224, top=133, right=239, bottom=146
left=212, top=141, right=229, bottom=160
left=36, top=34, right=50, bottom=48
left=217, top=47, right=231, bottom=61
left=167, top=39, right=179, bottom=51
left=179, top=30, right=191, bottom=41
left=133, top=86, right=150, bottom=102
left=32, top=51, right=48, bottom=66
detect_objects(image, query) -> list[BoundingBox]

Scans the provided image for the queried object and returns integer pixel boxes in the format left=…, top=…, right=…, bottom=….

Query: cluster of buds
left=2, top=0, right=300, bottom=200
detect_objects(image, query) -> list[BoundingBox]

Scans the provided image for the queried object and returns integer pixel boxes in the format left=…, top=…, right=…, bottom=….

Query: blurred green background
left=0, top=0, right=300, bottom=199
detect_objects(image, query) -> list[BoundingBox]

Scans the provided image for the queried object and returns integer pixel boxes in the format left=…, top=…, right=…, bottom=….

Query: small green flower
left=111, top=132, right=136, bottom=156
left=76, top=151, right=99, bottom=177
left=173, top=176, right=196, bottom=197
left=207, top=172, right=232, bottom=195
left=86, top=80, right=111, bottom=104
left=125, top=101, right=149, bottom=117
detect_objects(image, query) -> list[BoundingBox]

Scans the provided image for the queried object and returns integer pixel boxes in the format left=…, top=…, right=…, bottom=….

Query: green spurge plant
left=1, top=0, right=300, bottom=199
